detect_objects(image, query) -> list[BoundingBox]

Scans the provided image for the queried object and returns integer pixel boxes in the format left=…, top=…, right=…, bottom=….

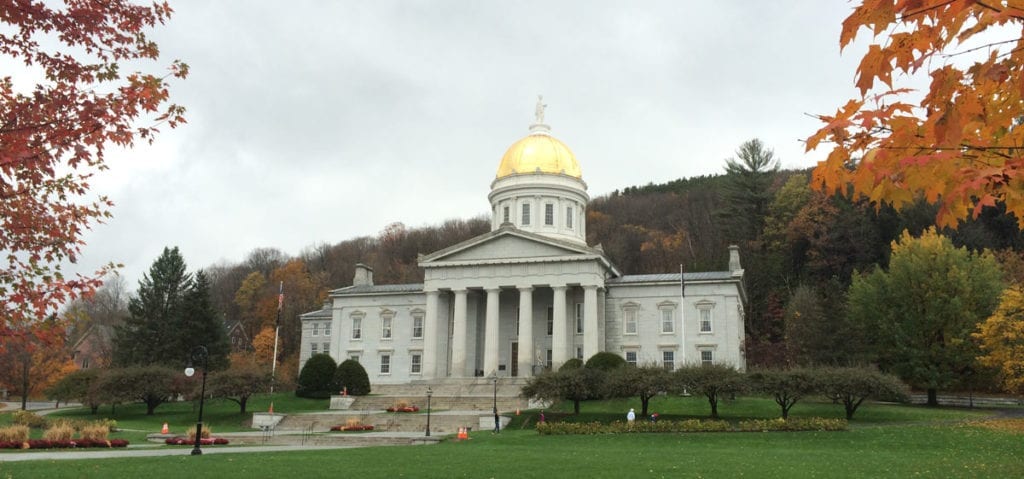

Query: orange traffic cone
left=161, top=423, right=169, bottom=434
left=457, top=427, right=467, bottom=440
left=268, top=402, right=274, bottom=414
left=516, top=408, right=520, bottom=416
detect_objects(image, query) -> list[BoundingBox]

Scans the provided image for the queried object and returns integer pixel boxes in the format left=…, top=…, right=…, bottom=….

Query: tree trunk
left=573, top=398, right=581, bottom=415
left=709, top=396, right=719, bottom=419
left=641, top=396, right=650, bottom=417
left=927, top=388, right=938, bottom=407
left=240, top=397, right=248, bottom=414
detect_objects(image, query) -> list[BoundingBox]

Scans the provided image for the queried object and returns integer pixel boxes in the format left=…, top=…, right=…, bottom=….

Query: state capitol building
left=300, top=102, right=747, bottom=384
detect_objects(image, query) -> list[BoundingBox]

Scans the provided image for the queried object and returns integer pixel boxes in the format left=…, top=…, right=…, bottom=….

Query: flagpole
left=270, top=281, right=282, bottom=413
left=680, top=263, right=685, bottom=364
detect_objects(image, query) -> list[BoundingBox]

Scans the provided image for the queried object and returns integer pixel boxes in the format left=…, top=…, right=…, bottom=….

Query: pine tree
left=719, top=138, right=780, bottom=244
left=114, top=247, right=192, bottom=367
left=180, top=271, right=232, bottom=370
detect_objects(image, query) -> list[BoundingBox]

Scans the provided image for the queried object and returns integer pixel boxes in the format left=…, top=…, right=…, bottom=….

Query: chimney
left=728, top=245, right=742, bottom=273
left=353, top=263, right=374, bottom=286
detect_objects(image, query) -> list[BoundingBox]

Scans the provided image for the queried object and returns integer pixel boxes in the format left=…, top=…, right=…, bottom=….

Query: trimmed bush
left=297, top=353, right=338, bottom=398
left=559, top=358, right=584, bottom=371
left=0, top=425, right=30, bottom=443
left=186, top=425, right=212, bottom=440
left=334, top=359, right=371, bottom=396
left=536, top=417, right=847, bottom=435
left=585, top=352, right=627, bottom=372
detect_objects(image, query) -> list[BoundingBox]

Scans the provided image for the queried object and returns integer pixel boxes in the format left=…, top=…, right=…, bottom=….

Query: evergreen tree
left=180, top=270, right=231, bottom=370
left=114, top=247, right=192, bottom=367
left=719, top=138, right=780, bottom=243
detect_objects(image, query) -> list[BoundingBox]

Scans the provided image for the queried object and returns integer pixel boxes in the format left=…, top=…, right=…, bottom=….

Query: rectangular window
left=544, top=203, right=554, bottom=225
left=503, top=206, right=510, bottom=223
left=624, top=309, right=638, bottom=335
left=411, top=354, right=422, bottom=374
left=323, top=322, right=331, bottom=337
left=566, top=206, right=574, bottom=229
left=522, top=203, right=531, bottom=225
left=352, top=318, right=362, bottom=339
left=311, top=343, right=319, bottom=355
left=380, top=355, right=391, bottom=374
left=546, top=306, right=554, bottom=336
left=576, top=347, right=583, bottom=359
left=382, top=316, right=392, bottom=339
left=663, top=351, right=675, bottom=370
left=545, top=349, right=553, bottom=368
left=701, top=350, right=714, bottom=365
left=661, top=309, right=674, bottom=333
left=575, top=303, right=584, bottom=334
left=312, top=323, right=319, bottom=337
left=625, top=351, right=637, bottom=366
left=412, top=315, right=423, bottom=338
left=322, top=342, right=330, bottom=355
left=700, top=309, right=712, bottom=333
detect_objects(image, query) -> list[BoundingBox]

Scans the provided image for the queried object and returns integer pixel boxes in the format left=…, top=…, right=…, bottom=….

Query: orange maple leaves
left=809, top=0, right=1024, bottom=228
left=0, top=1, right=187, bottom=333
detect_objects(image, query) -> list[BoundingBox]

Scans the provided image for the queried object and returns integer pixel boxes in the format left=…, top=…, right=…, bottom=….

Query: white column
left=422, top=290, right=440, bottom=379
left=517, top=287, right=534, bottom=377
left=483, top=288, right=501, bottom=376
left=450, top=289, right=468, bottom=377
left=583, top=285, right=599, bottom=360
left=552, top=285, right=568, bottom=368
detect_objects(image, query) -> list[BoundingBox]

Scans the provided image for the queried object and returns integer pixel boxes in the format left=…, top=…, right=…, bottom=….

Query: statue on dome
left=534, top=95, right=547, bottom=124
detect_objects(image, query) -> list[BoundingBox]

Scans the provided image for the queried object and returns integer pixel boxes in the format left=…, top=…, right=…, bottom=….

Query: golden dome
left=496, top=132, right=582, bottom=179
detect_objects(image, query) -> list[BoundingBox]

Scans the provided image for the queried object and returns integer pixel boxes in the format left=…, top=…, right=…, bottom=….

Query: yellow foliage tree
left=809, top=0, right=1024, bottom=228
left=251, top=327, right=277, bottom=367
left=975, top=285, right=1024, bottom=394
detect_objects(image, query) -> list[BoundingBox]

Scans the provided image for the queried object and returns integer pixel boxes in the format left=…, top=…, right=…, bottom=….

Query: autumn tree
left=208, top=363, right=270, bottom=414
left=0, top=1, right=187, bottom=342
left=0, top=315, right=74, bottom=409
left=847, top=228, right=1003, bottom=405
left=809, top=0, right=1024, bottom=228
left=748, top=368, right=818, bottom=419
left=974, top=285, right=1024, bottom=395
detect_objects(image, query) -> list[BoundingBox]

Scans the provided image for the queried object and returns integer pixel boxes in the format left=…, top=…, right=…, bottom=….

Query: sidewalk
left=0, top=444, right=356, bottom=462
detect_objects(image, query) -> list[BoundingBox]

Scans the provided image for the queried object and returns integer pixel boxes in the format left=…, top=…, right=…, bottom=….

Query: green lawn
left=0, top=395, right=1019, bottom=478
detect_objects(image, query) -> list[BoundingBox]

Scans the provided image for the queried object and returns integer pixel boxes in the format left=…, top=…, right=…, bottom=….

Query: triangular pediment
left=419, top=226, right=613, bottom=270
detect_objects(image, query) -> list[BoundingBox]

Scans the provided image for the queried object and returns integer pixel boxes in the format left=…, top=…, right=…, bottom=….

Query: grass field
left=0, top=394, right=1021, bottom=479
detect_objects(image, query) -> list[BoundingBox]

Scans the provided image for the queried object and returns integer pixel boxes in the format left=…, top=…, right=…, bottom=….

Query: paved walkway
left=0, top=444, right=357, bottom=462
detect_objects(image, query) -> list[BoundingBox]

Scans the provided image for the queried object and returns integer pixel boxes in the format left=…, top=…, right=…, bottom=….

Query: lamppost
left=425, top=387, right=433, bottom=437
left=491, top=372, right=499, bottom=433
left=184, top=345, right=209, bottom=456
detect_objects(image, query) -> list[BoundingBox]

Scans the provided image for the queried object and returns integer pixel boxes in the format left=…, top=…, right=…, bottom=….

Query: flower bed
left=536, top=417, right=847, bottom=435
left=385, top=406, right=420, bottom=413
left=0, top=439, right=129, bottom=449
left=164, top=437, right=230, bottom=446
left=330, top=424, right=375, bottom=432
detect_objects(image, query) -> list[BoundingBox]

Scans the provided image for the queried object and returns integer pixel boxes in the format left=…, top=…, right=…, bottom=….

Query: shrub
left=334, top=359, right=371, bottom=396
left=535, top=417, right=846, bottom=435
left=0, top=425, right=30, bottom=443
left=585, top=352, right=627, bottom=372
left=11, top=410, right=47, bottom=428
left=42, top=422, right=75, bottom=441
left=559, top=358, right=584, bottom=371
left=45, top=368, right=104, bottom=413
left=79, top=423, right=111, bottom=441
left=818, top=366, right=910, bottom=419
left=297, top=353, right=338, bottom=398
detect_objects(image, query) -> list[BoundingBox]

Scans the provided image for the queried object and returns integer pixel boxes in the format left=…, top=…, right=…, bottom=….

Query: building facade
left=300, top=108, right=747, bottom=383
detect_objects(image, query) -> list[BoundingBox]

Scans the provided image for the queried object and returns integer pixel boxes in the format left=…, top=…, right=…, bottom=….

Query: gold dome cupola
left=488, top=96, right=589, bottom=245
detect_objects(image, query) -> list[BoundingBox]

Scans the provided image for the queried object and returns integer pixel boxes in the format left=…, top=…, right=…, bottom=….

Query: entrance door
left=510, top=342, right=519, bottom=377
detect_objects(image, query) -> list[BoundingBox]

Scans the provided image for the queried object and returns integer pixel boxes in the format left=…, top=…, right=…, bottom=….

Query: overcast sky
left=65, top=1, right=871, bottom=290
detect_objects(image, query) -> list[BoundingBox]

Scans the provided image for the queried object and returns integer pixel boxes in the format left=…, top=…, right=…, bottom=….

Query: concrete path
left=0, top=444, right=357, bottom=462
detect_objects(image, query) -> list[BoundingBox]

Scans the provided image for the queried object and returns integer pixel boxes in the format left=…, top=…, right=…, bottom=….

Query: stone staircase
left=348, top=378, right=530, bottom=412
left=271, top=378, right=531, bottom=433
